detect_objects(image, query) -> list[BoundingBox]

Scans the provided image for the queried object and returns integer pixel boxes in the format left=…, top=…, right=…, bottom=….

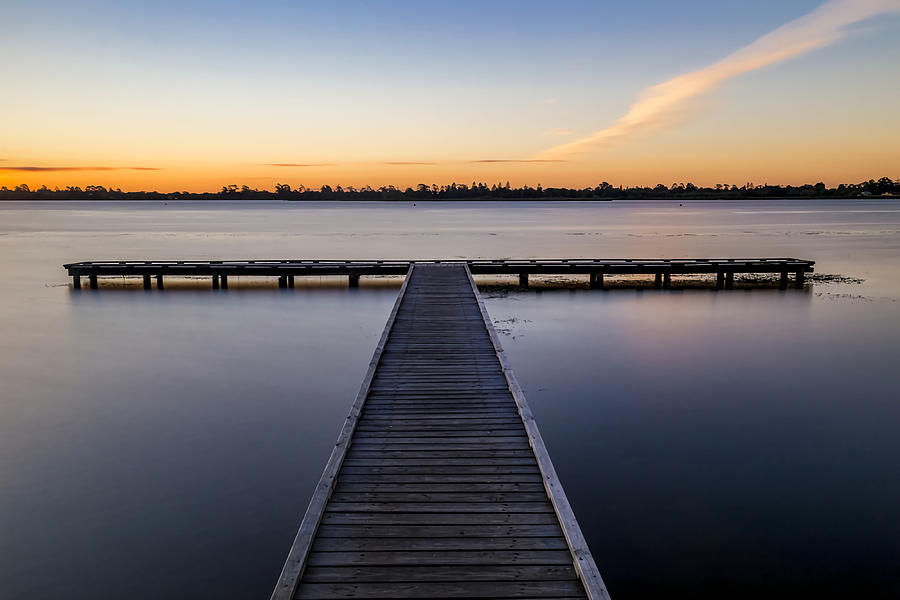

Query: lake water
left=1, top=200, right=898, bottom=599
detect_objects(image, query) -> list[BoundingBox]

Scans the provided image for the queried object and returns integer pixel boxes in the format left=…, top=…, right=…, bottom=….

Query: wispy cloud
left=0, top=166, right=160, bottom=172
left=266, top=163, right=337, bottom=167
left=383, top=161, right=436, bottom=165
left=471, top=159, right=565, bottom=164
left=548, top=128, right=573, bottom=136
left=536, top=0, right=900, bottom=159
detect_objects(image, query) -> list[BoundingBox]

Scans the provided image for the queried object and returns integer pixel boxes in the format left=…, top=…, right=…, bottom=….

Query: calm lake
left=1, top=200, right=898, bottom=599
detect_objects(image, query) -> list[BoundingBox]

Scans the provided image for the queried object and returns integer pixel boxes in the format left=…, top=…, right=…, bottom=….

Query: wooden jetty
left=63, top=257, right=815, bottom=290
left=271, top=263, right=609, bottom=599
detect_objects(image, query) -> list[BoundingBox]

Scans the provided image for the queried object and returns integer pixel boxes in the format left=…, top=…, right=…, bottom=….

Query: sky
left=2, top=0, right=899, bottom=191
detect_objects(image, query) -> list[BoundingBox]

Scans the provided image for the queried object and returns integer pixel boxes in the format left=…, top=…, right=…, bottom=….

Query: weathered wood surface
left=273, top=263, right=607, bottom=599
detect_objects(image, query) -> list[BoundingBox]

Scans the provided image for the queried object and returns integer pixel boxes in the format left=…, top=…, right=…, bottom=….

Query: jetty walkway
left=64, top=257, right=814, bottom=290
left=61, top=256, right=817, bottom=597
left=271, top=263, right=608, bottom=599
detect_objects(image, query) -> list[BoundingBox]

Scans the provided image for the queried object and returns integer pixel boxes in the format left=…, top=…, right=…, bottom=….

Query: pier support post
left=349, top=274, right=360, bottom=288
left=519, top=273, right=528, bottom=287
left=663, top=273, right=671, bottom=288
left=288, top=275, right=295, bottom=288
left=654, top=273, right=663, bottom=288
left=716, top=272, right=725, bottom=289
left=220, top=275, right=228, bottom=289
left=156, top=274, right=164, bottom=289
left=73, top=275, right=81, bottom=289
left=278, top=275, right=287, bottom=288
left=795, top=270, right=805, bottom=288
left=725, top=271, right=734, bottom=289
left=780, top=271, right=789, bottom=290
left=589, top=273, right=604, bottom=289
left=212, top=275, right=219, bottom=289
left=89, top=274, right=98, bottom=289
left=143, top=275, right=151, bottom=290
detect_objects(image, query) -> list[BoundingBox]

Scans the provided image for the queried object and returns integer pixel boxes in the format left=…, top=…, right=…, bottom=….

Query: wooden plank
left=319, top=512, right=560, bottom=526
left=334, top=482, right=546, bottom=494
left=305, top=549, right=575, bottom=566
left=338, top=465, right=540, bottom=475
left=324, top=502, right=554, bottom=513
left=344, top=449, right=535, bottom=459
left=311, top=536, right=570, bottom=551
left=295, top=580, right=586, bottom=599
left=313, top=524, right=564, bottom=538
left=336, top=474, right=544, bottom=484
left=269, top=267, right=414, bottom=600
left=300, top=564, right=577, bottom=582
left=328, top=492, right=551, bottom=503
left=341, top=458, right=538, bottom=467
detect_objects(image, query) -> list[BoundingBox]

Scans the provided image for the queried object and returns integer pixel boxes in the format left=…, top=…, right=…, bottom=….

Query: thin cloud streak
left=471, top=159, right=565, bottom=163
left=537, top=0, right=900, bottom=159
left=267, top=163, right=337, bottom=167
left=0, top=166, right=160, bottom=172
left=383, top=161, right=436, bottom=165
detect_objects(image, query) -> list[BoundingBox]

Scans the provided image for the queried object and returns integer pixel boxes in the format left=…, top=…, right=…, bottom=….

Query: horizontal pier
left=64, top=258, right=815, bottom=290
left=271, top=263, right=609, bottom=599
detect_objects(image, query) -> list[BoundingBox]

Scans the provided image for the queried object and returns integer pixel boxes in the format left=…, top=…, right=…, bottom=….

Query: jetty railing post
left=780, top=271, right=789, bottom=289
left=212, top=275, right=219, bottom=289
left=348, top=274, right=360, bottom=287
left=654, top=273, right=662, bottom=288
left=725, top=271, right=734, bottom=289
left=278, top=275, right=287, bottom=288
left=156, top=274, right=164, bottom=289
left=663, top=272, right=672, bottom=288
left=89, top=274, right=98, bottom=289
left=288, top=275, right=295, bottom=288
left=143, top=275, right=151, bottom=290
left=220, top=275, right=228, bottom=289
left=519, top=273, right=528, bottom=287
left=73, top=275, right=81, bottom=289
left=795, top=270, right=805, bottom=288
left=716, top=271, right=725, bottom=289
left=589, top=272, right=604, bottom=289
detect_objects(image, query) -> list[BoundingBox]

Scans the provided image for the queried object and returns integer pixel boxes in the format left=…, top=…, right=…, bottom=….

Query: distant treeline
left=1, top=177, right=897, bottom=201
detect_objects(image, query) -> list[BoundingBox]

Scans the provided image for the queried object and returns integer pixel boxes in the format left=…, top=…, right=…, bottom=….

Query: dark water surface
left=1, top=200, right=898, bottom=599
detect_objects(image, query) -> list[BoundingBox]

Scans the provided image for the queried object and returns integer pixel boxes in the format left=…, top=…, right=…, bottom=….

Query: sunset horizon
left=4, top=0, right=898, bottom=192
